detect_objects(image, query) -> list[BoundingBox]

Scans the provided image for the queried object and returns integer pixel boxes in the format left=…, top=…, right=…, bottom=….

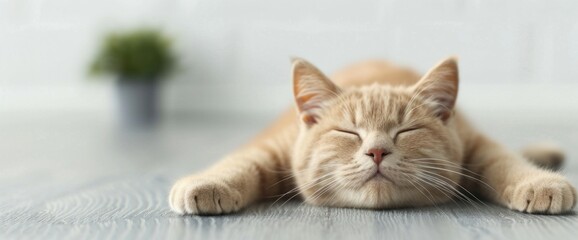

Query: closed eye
left=394, top=127, right=421, bottom=142
left=333, top=129, right=361, bottom=139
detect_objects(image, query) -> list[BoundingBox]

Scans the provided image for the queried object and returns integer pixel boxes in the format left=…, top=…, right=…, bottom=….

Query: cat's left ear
left=413, top=57, right=459, bottom=121
left=292, top=57, right=341, bottom=127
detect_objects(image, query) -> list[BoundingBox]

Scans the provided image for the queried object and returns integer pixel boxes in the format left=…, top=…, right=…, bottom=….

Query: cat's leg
left=468, top=135, right=576, bottom=214
left=169, top=146, right=290, bottom=215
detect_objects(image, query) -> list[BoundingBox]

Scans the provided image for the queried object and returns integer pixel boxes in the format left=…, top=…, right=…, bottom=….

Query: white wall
left=1, top=0, right=578, bottom=115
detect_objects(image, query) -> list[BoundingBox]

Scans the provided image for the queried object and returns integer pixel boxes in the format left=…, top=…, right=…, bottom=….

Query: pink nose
left=365, top=148, right=390, bottom=165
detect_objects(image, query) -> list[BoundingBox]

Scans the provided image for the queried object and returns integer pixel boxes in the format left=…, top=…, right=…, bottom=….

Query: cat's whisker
left=324, top=182, right=349, bottom=208
left=415, top=172, right=488, bottom=214
left=415, top=177, right=479, bottom=216
left=259, top=166, right=294, bottom=174
left=408, top=157, right=496, bottom=194
left=273, top=170, right=340, bottom=207
left=417, top=174, right=485, bottom=212
left=404, top=174, right=456, bottom=218
left=414, top=161, right=484, bottom=181
left=417, top=169, right=489, bottom=209
left=266, top=167, right=314, bottom=190
left=340, top=167, right=370, bottom=178
left=281, top=171, right=333, bottom=195
left=269, top=161, right=343, bottom=206
left=414, top=161, right=483, bottom=178
left=262, top=165, right=329, bottom=192
left=413, top=173, right=461, bottom=204
left=301, top=178, right=343, bottom=207
left=309, top=164, right=377, bottom=204
left=409, top=157, right=486, bottom=177
left=410, top=161, right=496, bottom=193
left=339, top=163, right=362, bottom=172
left=398, top=172, right=439, bottom=205
left=260, top=166, right=303, bottom=190
left=393, top=163, right=415, bottom=174
left=413, top=157, right=488, bottom=168
left=266, top=174, right=296, bottom=190
left=414, top=162, right=493, bottom=191
left=400, top=171, right=459, bottom=219
left=280, top=177, right=338, bottom=208
left=269, top=171, right=333, bottom=201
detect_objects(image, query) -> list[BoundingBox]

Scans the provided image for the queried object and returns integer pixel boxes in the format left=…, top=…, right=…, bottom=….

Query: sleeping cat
left=169, top=57, right=576, bottom=215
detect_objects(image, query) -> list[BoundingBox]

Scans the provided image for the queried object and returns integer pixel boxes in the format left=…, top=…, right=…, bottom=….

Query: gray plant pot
left=116, top=79, right=160, bottom=127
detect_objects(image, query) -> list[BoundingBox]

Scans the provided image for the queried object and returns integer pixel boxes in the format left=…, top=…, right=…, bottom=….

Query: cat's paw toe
left=509, top=176, right=576, bottom=214
left=169, top=178, right=242, bottom=215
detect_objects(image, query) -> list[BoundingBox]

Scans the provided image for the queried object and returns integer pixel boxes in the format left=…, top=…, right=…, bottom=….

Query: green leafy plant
left=90, top=28, right=176, bottom=81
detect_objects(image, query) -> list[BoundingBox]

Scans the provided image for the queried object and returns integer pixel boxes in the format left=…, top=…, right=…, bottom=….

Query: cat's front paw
left=508, top=175, right=576, bottom=214
left=169, top=177, right=242, bottom=215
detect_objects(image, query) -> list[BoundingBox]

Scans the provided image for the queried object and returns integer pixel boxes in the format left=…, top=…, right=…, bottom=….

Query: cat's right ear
left=292, top=57, right=341, bottom=127
left=413, top=57, right=459, bottom=121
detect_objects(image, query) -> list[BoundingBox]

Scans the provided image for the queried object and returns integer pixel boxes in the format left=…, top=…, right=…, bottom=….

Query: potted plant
left=90, top=28, right=176, bottom=127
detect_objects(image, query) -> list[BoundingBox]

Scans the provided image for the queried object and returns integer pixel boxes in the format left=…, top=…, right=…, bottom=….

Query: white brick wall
left=1, top=0, right=577, bottom=114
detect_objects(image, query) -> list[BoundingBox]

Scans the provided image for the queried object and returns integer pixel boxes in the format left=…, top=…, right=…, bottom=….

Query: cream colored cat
left=169, top=57, right=576, bottom=215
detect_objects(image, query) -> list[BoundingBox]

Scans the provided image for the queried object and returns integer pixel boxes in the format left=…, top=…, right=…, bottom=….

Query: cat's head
left=291, top=57, right=464, bottom=208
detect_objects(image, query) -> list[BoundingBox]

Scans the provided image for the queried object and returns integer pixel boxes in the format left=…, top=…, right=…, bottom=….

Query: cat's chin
left=366, top=173, right=396, bottom=185
left=361, top=168, right=400, bottom=189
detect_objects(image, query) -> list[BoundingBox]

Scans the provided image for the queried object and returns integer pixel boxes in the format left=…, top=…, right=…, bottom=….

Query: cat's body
left=170, top=58, right=576, bottom=214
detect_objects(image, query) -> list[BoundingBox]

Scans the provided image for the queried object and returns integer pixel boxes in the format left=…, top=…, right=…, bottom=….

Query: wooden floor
left=1, top=110, right=578, bottom=240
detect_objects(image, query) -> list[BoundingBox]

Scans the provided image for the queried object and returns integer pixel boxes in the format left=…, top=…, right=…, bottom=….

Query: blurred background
left=1, top=0, right=578, bottom=182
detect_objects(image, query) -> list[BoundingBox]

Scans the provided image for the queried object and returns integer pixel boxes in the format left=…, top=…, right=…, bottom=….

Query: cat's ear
left=413, top=57, right=459, bottom=121
left=292, top=57, right=341, bottom=127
